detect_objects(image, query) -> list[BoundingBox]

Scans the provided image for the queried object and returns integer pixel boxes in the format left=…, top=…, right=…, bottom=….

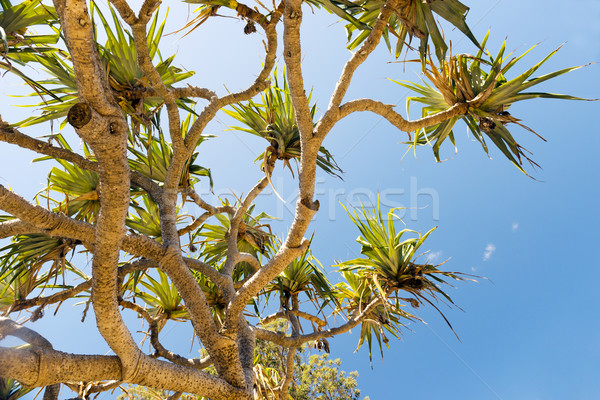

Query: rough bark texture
left=0, top=0, right=486, bottom=398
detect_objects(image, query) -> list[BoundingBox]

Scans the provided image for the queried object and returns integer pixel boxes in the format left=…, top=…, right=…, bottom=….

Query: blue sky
left=1, top=0, right=599, bottom=399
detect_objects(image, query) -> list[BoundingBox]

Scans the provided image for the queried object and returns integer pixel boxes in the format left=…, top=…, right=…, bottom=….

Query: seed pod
left=67, top=103, right=92, bottom=128
left=479, top=117, right=496, bottom=133
left=243, top=20, right=256, bottom=35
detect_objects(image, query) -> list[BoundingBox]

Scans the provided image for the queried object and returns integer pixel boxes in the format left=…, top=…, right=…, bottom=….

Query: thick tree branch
left=224, top=239, right=309, bottom=330
left=223, top=176, right=270, bottom=277
left=138, top=0, right=161, bottom=25
left=237, top=253, right=262, bottom=273
left=253, top=298, right=381, bottom=347
left=0, top=184, right=94, bottom=241
left=0, top=184, right=171, bottom=267
left=261, top=311, right=289, bottom=326
left=278, top=346, right=296, bottom=400
left=291, top=310, right=326, bottom=328
left=0, top=219, right=42, bottom=239
left=120, top=10, right=235, bottom=378
left=119, top=300, right=212, bottom=370
left=117, top=86, right=216, bottom=101
left=316, top=0, right=399, bottom=138
left=108, top=0, right=137, bottom=24
left=0, top=317, right=53, bottom=348
left=283, top=0, right=313, bottom=141
left=0, top=117, right=161, bottom=201
left=156, top=23, right=280, bottom=360
left=53, top=0, right=150, bottom=381
left=160, top=248, right=246, bottom=388
left=0, top=318, right=61, bottom=400
left=10, top=260, right=155, bottom=313
left=131, top=23, right=184, bottom=152
left=0, top=347, right=250, bottom=399
left=337, top=99, right=469, bottom=134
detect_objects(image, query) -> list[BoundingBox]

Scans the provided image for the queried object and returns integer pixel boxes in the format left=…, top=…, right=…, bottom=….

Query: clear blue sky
left=1, top=1, right=599, bottom=399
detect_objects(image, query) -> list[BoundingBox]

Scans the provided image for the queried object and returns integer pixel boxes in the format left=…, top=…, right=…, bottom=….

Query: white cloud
left=427, top=251, right=443, bottom=263
left=512, top=222, right=519, bottom=232
left=483, top=243, right=496, bottom=261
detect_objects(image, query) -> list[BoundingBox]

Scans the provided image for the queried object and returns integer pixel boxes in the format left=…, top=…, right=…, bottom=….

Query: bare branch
left=317, top=0, right=399, bottom=138
left=237, top=253, right=262, bottom=273
left=291, top=310, right=326, bottom=328
left=113, top=85, right=216, bottom=101
left=253, top=298, right=381, bottom=347
left=224, top=239, right=309, bottom=329
left=0, top=219, right=42, bottom=239
left=0, top=117, right=162, bottom=200
left=261, top=311, right=289, bottom=326
left=178, top=211, right=213, bottom=237
left=283, top=0, right=313, bottom=140
left=131, top=23, right=184, bottom=152
left=119, top=300, right=213, bottom=370
left=223, top=176, right=270, bottom=277
left=269, top=0, right=286, bottom=26
left=337, top=99, right=469, bottom=133
left=0, top=347, right=249, bottom=399
left=278, top=346, right=297, bottom=400
left=107, top=0, right=137, bottom=24
left=10, top=260, right=155, bottom=313
left=138, top=0, right=161, bottom=25
left=0, top=317, right=53, bottom=348
left=184, top=187, right=234, bottom=215
left=177, top=193, right=234, bottom=237
left=12, top=280, right=91, bottom=314
left=171, top=86, right=217, bottom=100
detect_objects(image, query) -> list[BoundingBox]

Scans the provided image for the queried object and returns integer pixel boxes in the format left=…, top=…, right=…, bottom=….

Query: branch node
left=67, top=103, right=92, bottom=129
left=300, top=197, right=319, bottom=211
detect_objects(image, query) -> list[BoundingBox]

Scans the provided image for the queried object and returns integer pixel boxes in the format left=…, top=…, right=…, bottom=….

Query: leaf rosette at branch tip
left=0, top=0, right=60, bottom=98
left=12, top=1, right=195, bottom=130
left=261, top=237, right=337, bottom=312
left=335, top=200, right=474, bottom=360
left=130, top=269, right=190, bottom=322
left=226, top=69, right=343, bottom=180
left=395, top=32, right=594, bottom=173
left=0, top=234, right=84, bottom=314
left=181, top=0, right=269, bottom=36
left=0, top=376, right=33, bottom=400
left=127, top=195, right=188, bottom=240
left=339, top=0, right=479, bottom=62
left=195, top=204, right=273, bottom=267
left=128, top=111, right=213, bottom=189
